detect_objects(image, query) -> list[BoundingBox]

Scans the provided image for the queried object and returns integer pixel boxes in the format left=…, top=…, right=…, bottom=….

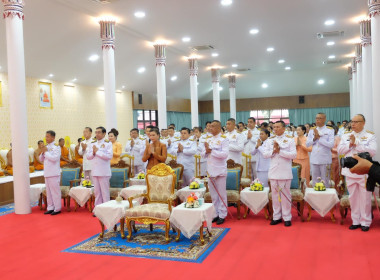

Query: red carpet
left=0, top=203, right=379, bottom=280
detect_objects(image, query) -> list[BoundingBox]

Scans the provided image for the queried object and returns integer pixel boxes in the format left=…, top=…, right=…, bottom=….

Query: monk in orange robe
left=59, top=138, right=70, bottom=167
left=5, top=144, right=35, bottom=175
left=74, top=138, right=83, bottom=164
left=34, top=140, right=44, bottom=170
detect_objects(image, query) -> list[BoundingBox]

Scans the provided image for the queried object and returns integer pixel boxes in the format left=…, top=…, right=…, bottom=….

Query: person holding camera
left=350, top=155, right=380, bottom=184
left=337, top=114, right=377, bottom=231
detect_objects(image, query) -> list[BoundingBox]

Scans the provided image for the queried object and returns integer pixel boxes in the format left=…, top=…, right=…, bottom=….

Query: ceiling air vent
left=317, top=31, right=344, bottom=39
left=236, top=68, right=251, bottom=72
left=190, top=45, right=215, bottom=51
left=92, top=0, right=118, bottom=4
left=323, top=60, right=342, bottom=65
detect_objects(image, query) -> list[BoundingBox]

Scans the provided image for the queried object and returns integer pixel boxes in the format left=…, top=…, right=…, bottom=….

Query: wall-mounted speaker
left=138, top=94, right=143, bottom=104
left=299, top=96, right=305, bottom=104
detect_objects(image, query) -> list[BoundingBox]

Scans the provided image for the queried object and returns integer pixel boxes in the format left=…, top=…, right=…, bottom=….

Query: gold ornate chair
left=165, top=153, right=177, bottom=164
left=125, top=163, right=176, bottom=242
left=194, top=154, right=202, bottom=178
left=121, top=154, right=135, bottom=177
left=109, top=161, right=131, bottom=200
left=241, top=153, right=252, bottom=188
left=167, top=159, right=184, bottom=189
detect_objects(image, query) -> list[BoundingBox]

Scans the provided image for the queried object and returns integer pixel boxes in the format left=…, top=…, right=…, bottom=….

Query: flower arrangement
left=314, top=178, right=326, bottom=191
left=185, top=193, right=200, bottom=208
left=189, top=181, right=200, bottom=189
left=137, top=172, right=145, bottom=179
left=115, top=192, right=123, bottom=202
left=81, top=172, right=84, bottom=178
left=250, top=179, right=264, bottom=191
left=82, top=176, right=92, bottom=187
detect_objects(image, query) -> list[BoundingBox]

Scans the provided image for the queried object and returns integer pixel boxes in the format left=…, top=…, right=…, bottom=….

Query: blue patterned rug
left=63, top=224, right=229, bottom=263
left=0, top=203, right=15, bottom=216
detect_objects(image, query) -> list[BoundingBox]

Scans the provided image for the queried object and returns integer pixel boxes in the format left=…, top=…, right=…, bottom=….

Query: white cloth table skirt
left=169, top=202, right=215, bottom=239
left=304, top=188, right=339, bottom=217
left=30, top=183, right=45, bottom=204
left=120, top=185, right=147, bottom=205
left=240, top=187, right=270, bottom=215
left=129, top=178, right=146, bottom=186
left=69, top=186, right=93, bottom=207
left=93, top=200, right=137, bottom=229
left=176, top=186, right=207, bottom=202
left=0, top=171, right=44, bottom=184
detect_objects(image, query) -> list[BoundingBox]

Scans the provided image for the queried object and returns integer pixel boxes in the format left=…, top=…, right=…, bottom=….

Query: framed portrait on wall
left=39, top=81, right=53, bottom=109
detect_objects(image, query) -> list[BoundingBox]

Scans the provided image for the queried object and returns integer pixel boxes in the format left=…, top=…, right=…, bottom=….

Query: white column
left=348, top=67, right=353, bottom=118
left=355, top=43, right=363, bottom=115
left=211, top=68, right=221, bottom=121
left=154, top=43, right=167, bottom=129
left=2, top=0, right=30, bottom=214
left=360, top=19, right=373, bottom=130
left=99, top=17, right=117, bottom=130
left=369, top=0, right=380, bottom=160
left=351, top=58, right=357, bottom=118
left=228, top=74, right=236, bottom=119
left=188, top=57, right=199, bottom=128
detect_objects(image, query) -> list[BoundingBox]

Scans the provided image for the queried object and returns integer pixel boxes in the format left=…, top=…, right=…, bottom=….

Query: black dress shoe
left=361, top=226, right=370, bottom=232
left=270, top=219, right=282, bottom=225
left=216, top=218, right=225, bottom=225
left=212, top=216, right=219, bottom=223
left=44, top=210, right=54, bottom=215
left=284, top=221, right=292, bottom=227
left=51, top=211, right=61, bottom=216
left=349, top=224, right=360, bottom=230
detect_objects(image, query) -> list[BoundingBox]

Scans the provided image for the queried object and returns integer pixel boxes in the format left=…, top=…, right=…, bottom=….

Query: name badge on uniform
left=101, top=144, right=105, bottom=148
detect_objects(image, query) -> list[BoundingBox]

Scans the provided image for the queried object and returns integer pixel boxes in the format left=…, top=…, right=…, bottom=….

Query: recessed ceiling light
left=221, top=0, right=233, bottom=6
left=171, top=75, right=178, bottom=81
left=49, top=74, right=54, bottom=77
left=317, top=79, right=325, bottom=85
left=197, top=82, right=199, bottom=85
left=89, top=54, right=99, bottom=62
left=182, top=37, right=191, bottom=42
left=0, top=66, right=2, bottom=69
left=267, top=47, right=275, bottom=52
left=232, top=64, right=238, bottom=68
left=285, top=66, right=291, bottom=70
left=219, top=86, right=223, bottom=91
left=328, top=55, right=336, bottom=59
left=326, top=41, right=335, bottom=46
left=72, top=78, right=77, bottom=82
left=211, top=53, right=219, bottom=57
left=137, top=67, right=146, bottom=73
left=325, top=19, right=335, bottom=26
left=278, top=59, right=285, bottom=64
left=134, top=11, right=145, bottom=18
left=122, top=85, right=125, bottom=89
left=261, top=83, right=268, bottom=88
left=249, top=29, right=259, bottom=35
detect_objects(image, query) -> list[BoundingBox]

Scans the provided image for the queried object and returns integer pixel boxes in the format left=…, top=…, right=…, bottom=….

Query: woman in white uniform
left=251, top=129, right=271, bottom=188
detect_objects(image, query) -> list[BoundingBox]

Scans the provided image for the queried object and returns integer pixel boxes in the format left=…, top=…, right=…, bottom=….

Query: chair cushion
left=340, top=195, right=350, bottom=207
left=110, top=168, right=129, bottom=188
left=125, top=203, right=170, bottom=220
left=147, top=174, right=174, bottom=201
left=171, top=167, right=182, bottom=189
left=290, top=166, right=300, bottom=189
left=61, top=168, right=80, bottom=186
left=42, top=186, right=70, bottom=197
left=241, top=178, right=251, bottom=188
left=110, top=188, right=123, bottom=198
left=204, top=192, right=211, bottom=202
left=203, top=191, right=239, bottom=202
left=290, top=189, right=304, bottom=201
left=226, top=168, right=241, bottom=191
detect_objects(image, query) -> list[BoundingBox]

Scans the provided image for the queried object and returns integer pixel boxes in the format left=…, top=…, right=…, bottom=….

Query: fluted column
left=228, top=74, right=236, bottom=120
left=348, top=67, right=353, bottom=118
left=99, top=17, right=117, bottom=130
left=211, top=68, right=221, bottom=121
left=154, top=43, right=167, bottom=129
left=188, top=57, right=199, bottom=128
left=360, top=19, right=373, bottom=130
left=369, top=0, right=380, bottom=160
left=2, top=0, right=30, bottom=214
left=351, top=58, right=357, bottom=118
left=355, top=43, right=363, bottom=115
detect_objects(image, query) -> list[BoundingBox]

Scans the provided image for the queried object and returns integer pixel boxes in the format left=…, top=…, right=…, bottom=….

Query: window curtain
left=132, top=109, right=138, bottom=128
left=167, top=111, right=192, bottom=129
left=288, top=107, right=350, bottom=125
left=199, top=111, right=251, bottom=128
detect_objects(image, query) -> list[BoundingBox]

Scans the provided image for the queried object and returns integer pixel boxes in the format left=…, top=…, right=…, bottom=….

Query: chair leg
left=175, top=229, right=180, bottom=242
left=299, top=200, right=305, bottom=222
left=38, top=194, right=43, bottom=210
left=149, top=224, right=153, bottom=231
left=67, top=197, right=71, bottom=212
left=339, top=206, right=345, bottom=225
left=126, top=219, right=132, bottom=241
left=165, top=221, right=170, bottom=243
left=237, top=201, right=241, bottom=220
left=330, top=207, right=336, bottom=222
left=132, top=221, right=137, bottom=233
left=43, top=194, right=47, bottom=210
left=307, top=203, right=312, bottom=222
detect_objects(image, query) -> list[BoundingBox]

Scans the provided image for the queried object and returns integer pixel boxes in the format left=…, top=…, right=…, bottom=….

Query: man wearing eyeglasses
left=338, top=114, right=377, bottom=231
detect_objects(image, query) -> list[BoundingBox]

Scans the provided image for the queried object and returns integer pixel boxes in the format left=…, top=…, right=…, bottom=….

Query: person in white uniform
left=40, top=130, right=62, bottom=215
left=78, top=127, right=93, bottom=181
left=263, top=121, right=297, bottom=227
left=125, top=128, right=145, bottom=175
left=306, top=113, right=335, bottom=186
left=167, top=127, right=180, bottom=155
left=193, top=127, right=207, bottom=177
left=251, top=129, right=271, bottom=188
left=243, top=117, right=260, bottom=180
left=87, top=126, right=113, bottom=206
left=225, top=118, right=244, bottom=165
left=338, top=114, right=377, bottom=231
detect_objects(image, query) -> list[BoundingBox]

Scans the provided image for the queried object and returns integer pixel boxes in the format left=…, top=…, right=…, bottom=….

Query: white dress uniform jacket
left=225, top=130, right=244, bottom=164
left=40, top=142, right=61, bottom=177
left=86, top=138, right=113, bottom=176
left=306, top=125, right=335, bottom=165
left=125, top=137, right=144, bottom=167
left=78, top=138, right=93, bottom=171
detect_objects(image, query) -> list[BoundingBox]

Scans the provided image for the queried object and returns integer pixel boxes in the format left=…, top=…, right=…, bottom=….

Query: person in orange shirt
left=74, top=138, right=83, bottom=164
left=108, top=128, right=122, bottom=165
left=5, top=143, right=35, bottom=175
left=34, top=140, right=44, bottom=170
left=331, top=126, right=341, bottom=187
left=142, top=127, right=167, bottom=170
left=59, top=138, right=70, bottom=167
left=293, top=125, right=312, bottom=186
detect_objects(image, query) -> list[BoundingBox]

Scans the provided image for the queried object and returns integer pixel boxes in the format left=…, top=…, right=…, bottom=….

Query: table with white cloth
left=30, top=183, right=45, bottom=209
left=240, top=187, right=270, bottom=219
left=304, top=187, right=339, bottom=222
left=129, top=177, right=146, bottom=186
left=69, top=186, right=94, bottom=212
left=120, top=185, right=147, bottom=205
left=169, top=202, right=215, bottom=244
left=176, top=186, right=207, bottom=202
left=93, top=200, right=138, bottom=239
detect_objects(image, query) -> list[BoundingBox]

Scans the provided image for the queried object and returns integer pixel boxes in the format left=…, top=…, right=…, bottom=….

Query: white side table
left=176, top=186, right=207, bottom=202
left=129, top=177, right=146, bottom=186
left=240, top=187, right=270, bottom=219
left=304, top=187, right=339, bottom=222
left=120, top=185, right=147, bottom=205
left=169, top=202, right=215, bottom=244
left=30, top=183, right=45, bottom=209
left=69, top=186, right=93, bottom=212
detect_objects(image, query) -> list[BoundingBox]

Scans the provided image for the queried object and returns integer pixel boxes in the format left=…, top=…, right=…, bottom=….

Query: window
left=250, top=109, right=290, bottom=125
left=136, top=110, right=158, bottom=130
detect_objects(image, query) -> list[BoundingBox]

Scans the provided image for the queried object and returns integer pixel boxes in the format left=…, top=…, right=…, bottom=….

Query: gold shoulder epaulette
left=344, top=130, right=351, bottom=134
left=258, top=128, right=261, bottom=131
left=105, top=139, right=110, bottom=143
left=366, top=130, right=375, bottom=135
left=237, top=131, right=242, bottom=134
left=327, top=126, right=333, bottom=129
left=139, top=137, right=145, bottom=140
left=54, top=143, right=59, bottom=146
left=270, top=136, right=276, bottom=139
left=128, top=138, right=132, bottom=140
left=91, top=140, right=96, bottom=143
left=286, top=135, right=293, bottom=138
left=221, top=135, right=227, bottom=138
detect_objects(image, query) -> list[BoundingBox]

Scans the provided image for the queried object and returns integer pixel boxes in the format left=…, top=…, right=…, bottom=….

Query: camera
left=340, top=152, right=373, bottom=169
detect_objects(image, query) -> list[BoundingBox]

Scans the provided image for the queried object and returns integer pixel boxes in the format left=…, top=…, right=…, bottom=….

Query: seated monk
left=74, top=138, right=83, bottom=164
left=5, top=143, right=34, bottom=175
left=33, top=140, right=44, bottom=170
left=59, top=138, right=70, bottom=167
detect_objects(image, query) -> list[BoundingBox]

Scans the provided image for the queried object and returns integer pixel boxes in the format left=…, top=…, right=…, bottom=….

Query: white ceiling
left=0, top=0, right=369, bottom=101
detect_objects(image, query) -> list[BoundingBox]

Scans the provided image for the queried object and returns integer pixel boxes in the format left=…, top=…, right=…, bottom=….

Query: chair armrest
left=69, top=179, right=82, bottom=188
left=178, top=179, right=183, bottom=188
left=123, top=179, right=130, bottom=188
left=300, top=178, right=307, bottom=193
left=167, top=193, right=177, bottom=212
left=127, top=193, right=148, bottom=208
